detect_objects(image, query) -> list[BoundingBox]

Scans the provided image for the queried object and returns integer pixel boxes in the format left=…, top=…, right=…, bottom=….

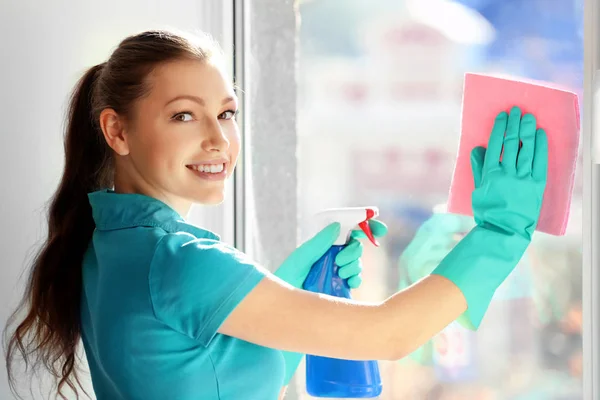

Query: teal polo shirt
left=81, top=190, right=285, bottom=400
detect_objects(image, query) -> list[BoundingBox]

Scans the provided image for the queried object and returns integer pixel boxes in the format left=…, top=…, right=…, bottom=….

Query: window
left=282, top=0, right=584, bottom=398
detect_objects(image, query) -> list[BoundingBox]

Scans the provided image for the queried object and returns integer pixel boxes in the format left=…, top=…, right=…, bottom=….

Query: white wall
left=0, top=1, right=231, bottom=398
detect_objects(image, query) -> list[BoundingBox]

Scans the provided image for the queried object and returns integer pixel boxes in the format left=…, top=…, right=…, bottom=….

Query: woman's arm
left=219, top=272, right=465, bottom=361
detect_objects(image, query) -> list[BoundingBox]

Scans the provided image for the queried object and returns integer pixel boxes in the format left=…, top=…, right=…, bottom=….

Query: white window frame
left=233, top=0, right=299, bottom=269
left=584, top=0, right=599, bottom=397
left=233, top=0, right=249, bottom=253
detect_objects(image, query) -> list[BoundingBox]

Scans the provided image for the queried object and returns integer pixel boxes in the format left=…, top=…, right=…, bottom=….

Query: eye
left=219, top=110, right=238, bottom=120
left=172, top=111, right=194, bottom=122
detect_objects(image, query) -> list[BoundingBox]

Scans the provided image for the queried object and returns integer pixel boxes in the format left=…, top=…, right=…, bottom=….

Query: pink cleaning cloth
left=447, top=73, right=580, bottom=236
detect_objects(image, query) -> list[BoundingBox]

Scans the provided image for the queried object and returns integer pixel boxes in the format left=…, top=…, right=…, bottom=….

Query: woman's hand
left=432, top=106, right=549, bottom=330
left=274, top=219, right=388, bottom=290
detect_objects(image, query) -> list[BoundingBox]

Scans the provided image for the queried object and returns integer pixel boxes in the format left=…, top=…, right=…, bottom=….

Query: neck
left=113, top=170, right=192, bottom=217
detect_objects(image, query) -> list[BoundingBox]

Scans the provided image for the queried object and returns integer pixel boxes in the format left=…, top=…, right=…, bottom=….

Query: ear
left=99, top=108, right=129, bottom=156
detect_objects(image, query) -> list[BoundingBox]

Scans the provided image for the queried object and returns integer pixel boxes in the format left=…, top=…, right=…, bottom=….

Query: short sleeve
left=149, top=232, right=267, bottom=346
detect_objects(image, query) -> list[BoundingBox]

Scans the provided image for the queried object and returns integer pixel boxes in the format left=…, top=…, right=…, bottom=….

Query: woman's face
left=104, top=58, right=240, bottom=215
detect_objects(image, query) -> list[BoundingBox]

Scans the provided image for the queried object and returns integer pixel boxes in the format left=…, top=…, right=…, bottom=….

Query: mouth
left=186, top=160, right=228, bottom=181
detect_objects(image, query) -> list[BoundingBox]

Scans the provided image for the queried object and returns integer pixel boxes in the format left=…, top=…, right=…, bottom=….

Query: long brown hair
left=4, top=29, right=222, bottom=399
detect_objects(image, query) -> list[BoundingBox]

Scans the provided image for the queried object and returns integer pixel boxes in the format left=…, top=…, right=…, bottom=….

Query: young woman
left=4, top=30, right=548, bottom=400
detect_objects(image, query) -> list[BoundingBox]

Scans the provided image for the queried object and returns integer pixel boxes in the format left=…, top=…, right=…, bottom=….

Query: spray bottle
left=303, top=207, right=383, bottom=398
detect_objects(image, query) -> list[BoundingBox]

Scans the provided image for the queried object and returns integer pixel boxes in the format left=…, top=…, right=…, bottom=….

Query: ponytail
left=4, top=63, right=113, bottom=399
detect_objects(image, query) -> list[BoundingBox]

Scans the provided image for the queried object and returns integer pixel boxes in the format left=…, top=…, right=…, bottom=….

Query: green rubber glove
left=432, top=106, right=548, bottom=330
left=274, top=219, right=388, bottom=385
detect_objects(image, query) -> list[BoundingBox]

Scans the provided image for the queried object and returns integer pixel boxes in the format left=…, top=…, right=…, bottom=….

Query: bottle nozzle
left=358, top=220, right=379, bottom=247
left=316, top=206, right=379, bottom=246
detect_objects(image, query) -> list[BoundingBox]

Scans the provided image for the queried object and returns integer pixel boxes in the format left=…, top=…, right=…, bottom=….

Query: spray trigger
left=358, top=220, right=379, bottom=247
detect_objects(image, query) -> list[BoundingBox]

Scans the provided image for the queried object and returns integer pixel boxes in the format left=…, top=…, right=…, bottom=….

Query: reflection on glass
left=297, top=0, right=583, bottom=398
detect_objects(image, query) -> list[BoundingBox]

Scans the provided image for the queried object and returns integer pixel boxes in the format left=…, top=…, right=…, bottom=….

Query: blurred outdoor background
left=295, top=0, right=584, bottom=398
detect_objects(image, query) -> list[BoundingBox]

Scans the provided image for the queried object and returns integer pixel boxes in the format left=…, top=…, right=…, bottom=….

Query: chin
left=192, top=189, right=225, bottom=206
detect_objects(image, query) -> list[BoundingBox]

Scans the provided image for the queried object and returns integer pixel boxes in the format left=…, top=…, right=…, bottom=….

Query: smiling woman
left=2, top=30, right=252, bottom=399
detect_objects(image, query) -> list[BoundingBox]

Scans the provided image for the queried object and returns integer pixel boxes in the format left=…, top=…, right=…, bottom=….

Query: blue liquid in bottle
left=303, top=245, right=382, bottom=398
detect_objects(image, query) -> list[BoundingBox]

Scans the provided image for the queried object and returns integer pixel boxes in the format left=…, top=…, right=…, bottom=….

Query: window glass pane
left=296, top=0, right=584, bottom=398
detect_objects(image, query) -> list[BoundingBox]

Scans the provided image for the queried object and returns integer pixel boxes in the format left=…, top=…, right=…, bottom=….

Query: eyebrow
left=165, top=95, right=237, bottom=107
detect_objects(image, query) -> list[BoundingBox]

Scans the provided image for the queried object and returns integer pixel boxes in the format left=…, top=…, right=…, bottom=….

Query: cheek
left=130, top=122, right=186, bottom=171
left=227, top=125, right=241, bottom=162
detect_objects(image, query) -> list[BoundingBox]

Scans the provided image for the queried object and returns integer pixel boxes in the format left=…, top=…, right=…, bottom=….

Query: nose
left=202, top=118, right=230, bottom=153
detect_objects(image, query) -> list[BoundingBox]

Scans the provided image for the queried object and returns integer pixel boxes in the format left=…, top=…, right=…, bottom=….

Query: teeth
left=191, top=163, right=225, bottom=173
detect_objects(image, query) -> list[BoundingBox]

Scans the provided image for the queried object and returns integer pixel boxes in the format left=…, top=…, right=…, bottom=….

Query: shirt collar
left=87, top=189, right=220, bottom=240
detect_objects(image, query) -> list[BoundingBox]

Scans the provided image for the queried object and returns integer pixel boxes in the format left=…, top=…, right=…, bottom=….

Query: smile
left=187, top=163, right=225, bottom=173
left=186, top=161, right=228, bottom=181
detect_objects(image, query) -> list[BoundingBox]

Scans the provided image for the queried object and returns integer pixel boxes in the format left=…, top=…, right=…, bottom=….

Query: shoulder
left=151, top=231, right=256, bottom=270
